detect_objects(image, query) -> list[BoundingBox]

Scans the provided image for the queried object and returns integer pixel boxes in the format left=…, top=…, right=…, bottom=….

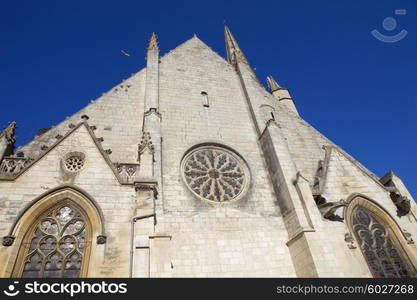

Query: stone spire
left=267, top=76, right=299, bottom=116
left=224, top=26, right=248, bottom=65
left=147, top=32, right=159, bottom=52
left=139, top=32, right=161, bottom=179
left=144, top=32, right=160, bottom=113
left=266, top=76, right=282, bottom=93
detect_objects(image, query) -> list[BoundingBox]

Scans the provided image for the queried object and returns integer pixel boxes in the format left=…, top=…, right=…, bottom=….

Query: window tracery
left=352, top=206, right=412, bottom=278
left=182, top=147, right=248, bottom=202
left=62, top=152, right=85, bottom=173
left=20, top=202, right=88, bottom=278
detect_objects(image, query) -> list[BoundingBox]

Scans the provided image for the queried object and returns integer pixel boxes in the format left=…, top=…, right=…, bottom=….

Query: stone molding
left=134, top=181, right=158, bottom=199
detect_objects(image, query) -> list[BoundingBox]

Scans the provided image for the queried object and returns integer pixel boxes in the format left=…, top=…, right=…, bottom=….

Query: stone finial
left=1, top=121, right=17, bottom=145
left=147, top=32, right=159, bottom=52
left=266, top=76, right=283, bottom=93
left=81, top=114, right=89, bottom=121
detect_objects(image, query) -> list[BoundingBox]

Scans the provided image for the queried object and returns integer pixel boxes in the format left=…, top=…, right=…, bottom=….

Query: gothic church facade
left=0, top=28, right=416, bottom=277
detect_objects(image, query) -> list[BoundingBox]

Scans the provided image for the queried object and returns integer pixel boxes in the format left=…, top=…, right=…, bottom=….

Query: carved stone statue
left=2, top=121, right=16, bottom=145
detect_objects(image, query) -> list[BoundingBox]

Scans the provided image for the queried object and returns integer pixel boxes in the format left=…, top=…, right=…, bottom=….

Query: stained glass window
left=20, top=201, right=88, bottom=278
left=352, top=206, right=412, bottom=278
left=183, top=147, right=248, bottom=202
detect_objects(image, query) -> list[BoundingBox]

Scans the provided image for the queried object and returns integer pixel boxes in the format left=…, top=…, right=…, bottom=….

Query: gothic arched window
left=352, top=206, right=413, bottom=278
left=17, top=200, right=90, bottom=278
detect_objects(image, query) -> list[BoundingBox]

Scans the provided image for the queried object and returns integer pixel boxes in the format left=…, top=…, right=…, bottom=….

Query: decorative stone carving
left=104, top=149, right=112, bottom=155
left=37, top=128, right=50, bottom=136
left=62, top=152, right=86, bottom=173
left=0, top=157, right=31, bottom=175
left=41, top=145, right=49, bottom=151
left=182, top=146, right=249, bottom=202
left=144, top=108, right=161, bottom=118
left=344, top=233, right=356, bottom=249
left=313, top=194, right=326, bottom=205
left=55, top=134, right=63, bottom=139
left=134, top=182, right=158, bottom=199
left=97, top=235, right=107, bottom=245
left=389, top=191, right=411, bottom=216
left=97, top=137, right=104, bottom=142
left=312, top=159, right=326, bottom=196
left=89, top=125, right=97, bottom=131
left=402, top=229, right=414, bottom=244
left=114, top=163, right=139, bottom=181
left=68, top=123, right=75, bottom=129
left=1, top=121, right=16, bottom=145
left=138, top=132, right=154, bottom=155
left=81, top=114, right=89, bottom=121
left=318, top=199, right=347, bottom=219
left=2, top=235, right=15, bottom=246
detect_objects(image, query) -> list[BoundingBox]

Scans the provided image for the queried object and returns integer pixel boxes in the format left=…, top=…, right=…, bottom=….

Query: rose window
left=62, top=152, right=85, bottom=173
left=182, top=147, right=249, bottom=202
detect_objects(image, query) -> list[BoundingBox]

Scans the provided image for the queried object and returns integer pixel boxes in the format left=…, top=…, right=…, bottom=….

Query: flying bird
left=121, top=50, right=130, bottom=57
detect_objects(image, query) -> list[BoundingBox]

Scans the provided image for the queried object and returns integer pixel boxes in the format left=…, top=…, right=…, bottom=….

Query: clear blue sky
left=1, top=1, right=416, bottom=198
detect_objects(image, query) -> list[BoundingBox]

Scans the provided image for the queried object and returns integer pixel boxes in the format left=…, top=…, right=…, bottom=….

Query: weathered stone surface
left=0, top=29, right=416, bottom=278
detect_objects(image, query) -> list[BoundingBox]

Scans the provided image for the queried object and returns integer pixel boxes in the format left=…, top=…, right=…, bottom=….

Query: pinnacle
left=224, top=26, right=247, bottom=65
left=267, top=76, right=282, bottom=92
left=147, top=32, right=159, bottom=51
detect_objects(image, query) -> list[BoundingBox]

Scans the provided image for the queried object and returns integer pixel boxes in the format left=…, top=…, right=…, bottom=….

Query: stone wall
left=1, top=32, right=416, bottom=278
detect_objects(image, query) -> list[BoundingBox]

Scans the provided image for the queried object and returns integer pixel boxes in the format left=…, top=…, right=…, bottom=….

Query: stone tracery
left=21, top=202, right=87, bottom=278
left=183, top=147, right=247, bottom=202
left=352, top=206, right=412, bottom=278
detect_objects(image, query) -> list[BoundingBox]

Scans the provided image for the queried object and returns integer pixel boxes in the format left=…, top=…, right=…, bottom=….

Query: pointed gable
left=15, top=69, right=147, bottom=165
left=11, top=122, right=122, bottom=186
